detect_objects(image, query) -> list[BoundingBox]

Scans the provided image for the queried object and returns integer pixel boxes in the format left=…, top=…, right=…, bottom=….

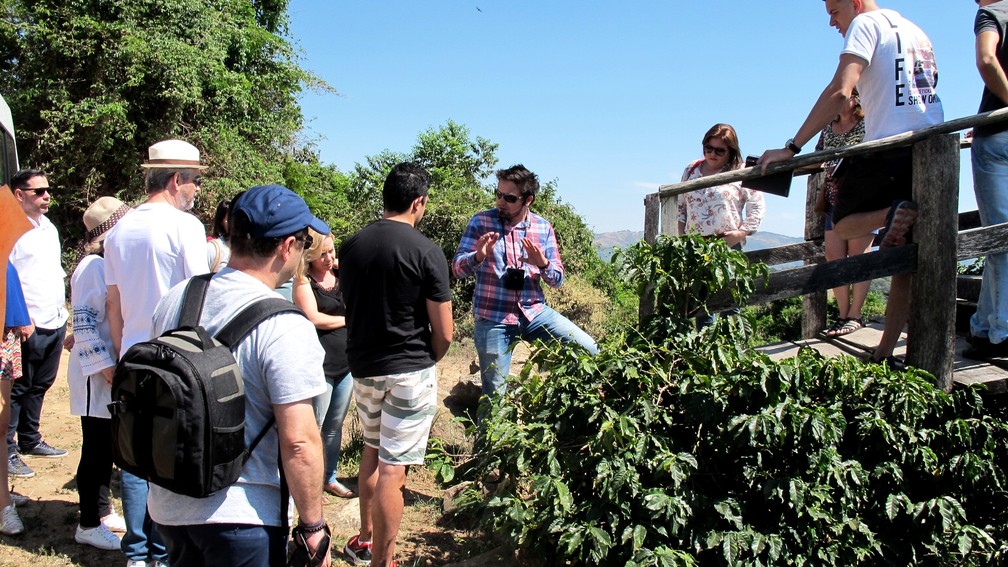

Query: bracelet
left=297, top=518, right=328, bottom=533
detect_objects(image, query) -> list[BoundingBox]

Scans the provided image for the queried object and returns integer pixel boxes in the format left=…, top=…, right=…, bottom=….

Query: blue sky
left=288, top=1, right=981, bottom=237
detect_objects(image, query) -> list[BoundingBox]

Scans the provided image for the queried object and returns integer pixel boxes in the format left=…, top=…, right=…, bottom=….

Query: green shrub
left=456, top=235, right=1008, bottom=566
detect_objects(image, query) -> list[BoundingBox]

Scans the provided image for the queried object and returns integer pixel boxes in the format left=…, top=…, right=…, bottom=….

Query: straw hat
left=83, top=196, right=131, bottom=243
left=141, top=139, right=208, bottom=170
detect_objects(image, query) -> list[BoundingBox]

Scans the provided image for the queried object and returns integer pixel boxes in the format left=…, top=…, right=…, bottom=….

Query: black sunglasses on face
left=495, top=190, right=521, bottom=204
left=295, top=233, right=313, bottom=248
left=25, top=187, right=52, bottom=196
left=703, top=144, right=728, bottom=157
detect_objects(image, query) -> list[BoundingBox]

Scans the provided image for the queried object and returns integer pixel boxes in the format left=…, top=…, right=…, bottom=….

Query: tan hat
left=83, top=196, right=131, bottom=243
left=141, top=139, right=208, bottom=170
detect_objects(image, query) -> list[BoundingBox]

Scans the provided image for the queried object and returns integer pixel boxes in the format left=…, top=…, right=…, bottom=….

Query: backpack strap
left=214, top=298, right=304, bottom=348
left=178, top=274, right=214, bottom=328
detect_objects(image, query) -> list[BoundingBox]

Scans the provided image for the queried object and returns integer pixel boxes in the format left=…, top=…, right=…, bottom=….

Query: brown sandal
left=833, top=317, right=864, bottom=336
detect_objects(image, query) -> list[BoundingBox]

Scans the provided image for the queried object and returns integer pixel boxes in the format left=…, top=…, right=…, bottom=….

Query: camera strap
left=499, top=215, right=524, bottom=269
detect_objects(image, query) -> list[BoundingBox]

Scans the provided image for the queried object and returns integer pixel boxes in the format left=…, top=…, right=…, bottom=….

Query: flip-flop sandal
left=833, top=317, right=864, bottom=336
left=823, top=318, right=848, bottom=337
left=324, top=481, right=355, bottom=499
left=879, top=200, right=919, bottom=248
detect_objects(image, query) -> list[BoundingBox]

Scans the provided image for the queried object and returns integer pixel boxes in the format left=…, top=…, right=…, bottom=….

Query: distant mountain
left=593, top=230, right=803, bottom=261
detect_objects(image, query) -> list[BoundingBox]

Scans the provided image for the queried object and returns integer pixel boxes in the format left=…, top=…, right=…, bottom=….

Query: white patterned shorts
left=352, top=365, right=437, bottom=465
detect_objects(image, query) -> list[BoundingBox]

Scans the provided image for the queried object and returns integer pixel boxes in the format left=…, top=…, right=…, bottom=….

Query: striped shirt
left=452, top=209, right=564, bottom=325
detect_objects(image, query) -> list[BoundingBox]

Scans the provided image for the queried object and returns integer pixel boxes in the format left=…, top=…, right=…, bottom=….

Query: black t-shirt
left=308, top=270, right=350, bottom=382
left=976, top=3, right=1008, bottom=136
left=339, top=219, right=452, bottom=377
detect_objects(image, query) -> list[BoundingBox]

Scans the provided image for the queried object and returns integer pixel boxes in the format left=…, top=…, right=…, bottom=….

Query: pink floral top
left=677, top=159, right=766, bottom=236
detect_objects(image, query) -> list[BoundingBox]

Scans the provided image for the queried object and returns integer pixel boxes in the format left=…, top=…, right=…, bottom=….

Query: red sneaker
left=344, top=534, right=372, bottom=565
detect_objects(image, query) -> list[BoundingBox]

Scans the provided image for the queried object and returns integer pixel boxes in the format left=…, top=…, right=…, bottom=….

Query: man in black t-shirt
left=339, top=162, right=453, bottom=567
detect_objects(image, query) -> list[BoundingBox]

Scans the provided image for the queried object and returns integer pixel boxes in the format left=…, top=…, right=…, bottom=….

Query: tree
left=0, top=0, right=325, bottom=246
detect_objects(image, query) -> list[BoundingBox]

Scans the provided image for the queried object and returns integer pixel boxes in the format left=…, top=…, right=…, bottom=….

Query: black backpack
left=109, top=274, right=303, bottom=498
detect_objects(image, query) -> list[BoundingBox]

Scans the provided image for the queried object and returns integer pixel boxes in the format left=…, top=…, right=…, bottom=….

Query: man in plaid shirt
left=452, top=164, right=598, bottom=401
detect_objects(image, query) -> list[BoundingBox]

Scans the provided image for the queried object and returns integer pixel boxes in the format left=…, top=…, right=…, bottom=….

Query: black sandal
left=833, top=317, right=864, bottom=336
left=823, top=318, right=848, bottom=337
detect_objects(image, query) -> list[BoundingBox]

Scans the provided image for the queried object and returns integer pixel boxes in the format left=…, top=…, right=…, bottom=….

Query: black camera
left=502, top=267, right=526, bottom=291
left=745, top=155, right=759, bottom=168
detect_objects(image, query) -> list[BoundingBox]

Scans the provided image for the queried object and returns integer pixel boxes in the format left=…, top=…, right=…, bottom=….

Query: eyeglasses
left=495, top=190, right=521, bottom=204
left=192, top=177, right=202, bottom=187
left=294, top=233, right=314, bottom=248
left=703, top=144, right=728, bottom=157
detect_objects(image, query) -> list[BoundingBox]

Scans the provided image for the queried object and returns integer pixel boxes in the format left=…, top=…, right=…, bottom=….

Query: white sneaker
left=0, top=503, right=23, bottom=535
left=75, top=523, right=121, bottom=550
left=101, top=511, right=127, bottom=533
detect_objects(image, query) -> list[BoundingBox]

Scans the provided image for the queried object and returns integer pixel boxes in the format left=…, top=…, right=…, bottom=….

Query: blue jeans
left=159, top=523, right=287, bottom=567
left=971, top=131, right=1008, bottom=345
left=121, top=470, right=167, bottom=562
left=474, top=306, right=598, bottom=398
left=312, top=372, right=353, bottom=485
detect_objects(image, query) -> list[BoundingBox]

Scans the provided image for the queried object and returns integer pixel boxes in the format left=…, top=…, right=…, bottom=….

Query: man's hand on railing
left=756, top=148, right=796, bottom=175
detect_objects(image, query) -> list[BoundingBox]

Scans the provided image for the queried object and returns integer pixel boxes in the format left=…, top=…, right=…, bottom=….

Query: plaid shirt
left=452, top=209, right=564, bottom=324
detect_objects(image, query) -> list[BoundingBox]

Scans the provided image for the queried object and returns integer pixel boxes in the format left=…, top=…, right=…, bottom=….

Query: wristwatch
left=785, top=138, right=802, bottom=154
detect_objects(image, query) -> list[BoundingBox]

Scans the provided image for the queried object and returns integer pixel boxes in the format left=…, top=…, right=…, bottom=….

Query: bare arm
left=275, top=399, right=330, bottom=563
left=759, top=54, right=865, bottom=172
left=426, top=299, right=453, bottom=362
left=977, top=30, right=1008, bottom=106
left=292, top=280, right=345, bottom=331
left=107, top=284, right=124, bottom=356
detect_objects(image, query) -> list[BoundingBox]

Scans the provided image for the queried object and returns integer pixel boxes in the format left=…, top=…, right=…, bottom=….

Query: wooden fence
left=643, top=107, right=1008, bottom=391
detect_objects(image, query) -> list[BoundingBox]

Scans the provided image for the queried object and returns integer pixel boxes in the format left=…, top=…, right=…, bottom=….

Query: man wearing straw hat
left=7, top=169, right=69, bottom=481
left=104, top=139, right=209, bottom=567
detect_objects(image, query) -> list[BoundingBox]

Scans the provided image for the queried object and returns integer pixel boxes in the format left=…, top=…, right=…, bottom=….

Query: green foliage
left=960, top=257, right=985, bottom=276
left=0, top=0, right=325, bottom=244
left=457, top=236, right=1008, bottom=566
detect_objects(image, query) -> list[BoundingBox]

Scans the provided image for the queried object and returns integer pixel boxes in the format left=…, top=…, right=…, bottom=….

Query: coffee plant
left=455, top=235, right=1008, bottom=566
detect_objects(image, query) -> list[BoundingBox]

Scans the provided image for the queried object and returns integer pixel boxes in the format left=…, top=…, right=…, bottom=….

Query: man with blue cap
left=148, top=184, right=333, bottom=566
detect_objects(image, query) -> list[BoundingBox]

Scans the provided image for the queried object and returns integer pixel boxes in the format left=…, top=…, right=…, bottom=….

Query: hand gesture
left=474, top=232, right=500, bottom=262
left=520, top=237, right=549, bottom=269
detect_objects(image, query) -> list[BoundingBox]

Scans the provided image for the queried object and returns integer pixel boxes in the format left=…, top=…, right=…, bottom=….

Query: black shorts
left=831, top=148, right=912, bottom=225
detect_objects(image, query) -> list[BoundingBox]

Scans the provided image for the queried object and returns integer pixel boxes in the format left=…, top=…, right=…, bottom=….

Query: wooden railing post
left=802, top=172, right=827, bottom=339
left=661, top=194, right=679, bottom=237
left=908, top=133, right=959, bottom=390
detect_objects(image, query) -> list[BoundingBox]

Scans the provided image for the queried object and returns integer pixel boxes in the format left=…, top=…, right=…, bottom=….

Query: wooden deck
left=757, top=319, right=1008, bottom=393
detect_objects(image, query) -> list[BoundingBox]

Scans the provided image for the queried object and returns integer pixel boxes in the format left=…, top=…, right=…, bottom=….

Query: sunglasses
left=703, top=144, right=728, bottom=157
left=25, top=187, right=52, bottom=196
left=495, top=190, right=521, bottom=204
left=294, top=232, right=314, bottom=248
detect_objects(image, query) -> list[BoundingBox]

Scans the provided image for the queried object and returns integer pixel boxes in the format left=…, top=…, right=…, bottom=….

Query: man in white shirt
left=7, top=170, right=69, bottom=480
left=104, top=139, right=209, bottom=567
left=759, top=0, right=944, bottom=364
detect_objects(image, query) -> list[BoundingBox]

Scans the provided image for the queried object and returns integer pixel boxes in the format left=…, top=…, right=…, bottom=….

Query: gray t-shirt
left=147, top=267, right=325, bottom=527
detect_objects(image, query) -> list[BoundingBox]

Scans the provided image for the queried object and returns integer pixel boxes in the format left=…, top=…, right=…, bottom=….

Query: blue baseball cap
left=233, top=184, right=330, bottom=238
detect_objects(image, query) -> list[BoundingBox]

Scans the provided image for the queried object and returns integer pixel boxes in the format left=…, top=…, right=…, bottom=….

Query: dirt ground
left=0, top=340, right=517, bottom=567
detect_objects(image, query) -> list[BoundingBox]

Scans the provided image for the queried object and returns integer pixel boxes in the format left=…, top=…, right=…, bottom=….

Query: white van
left=0, top=95, right=18, bottom=183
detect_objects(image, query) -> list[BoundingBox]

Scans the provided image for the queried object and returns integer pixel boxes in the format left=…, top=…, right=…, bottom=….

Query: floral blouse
left=815, top=118, right=865, bottom=169
left=677, top=159, right=766, bottom=236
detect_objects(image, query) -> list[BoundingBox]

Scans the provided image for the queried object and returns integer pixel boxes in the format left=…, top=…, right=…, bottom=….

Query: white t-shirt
left=842, top=9, right=944, bottom=141
left=10, top=214, right=67, bottom=329
left=104, top=202, right=209, bottom=351
left=68, top=255, right=115, bottom=418
left=147, top=268, right=325, bottom=527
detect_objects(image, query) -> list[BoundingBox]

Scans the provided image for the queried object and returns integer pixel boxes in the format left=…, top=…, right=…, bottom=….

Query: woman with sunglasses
left=677, top=123, right=766, bottom=326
